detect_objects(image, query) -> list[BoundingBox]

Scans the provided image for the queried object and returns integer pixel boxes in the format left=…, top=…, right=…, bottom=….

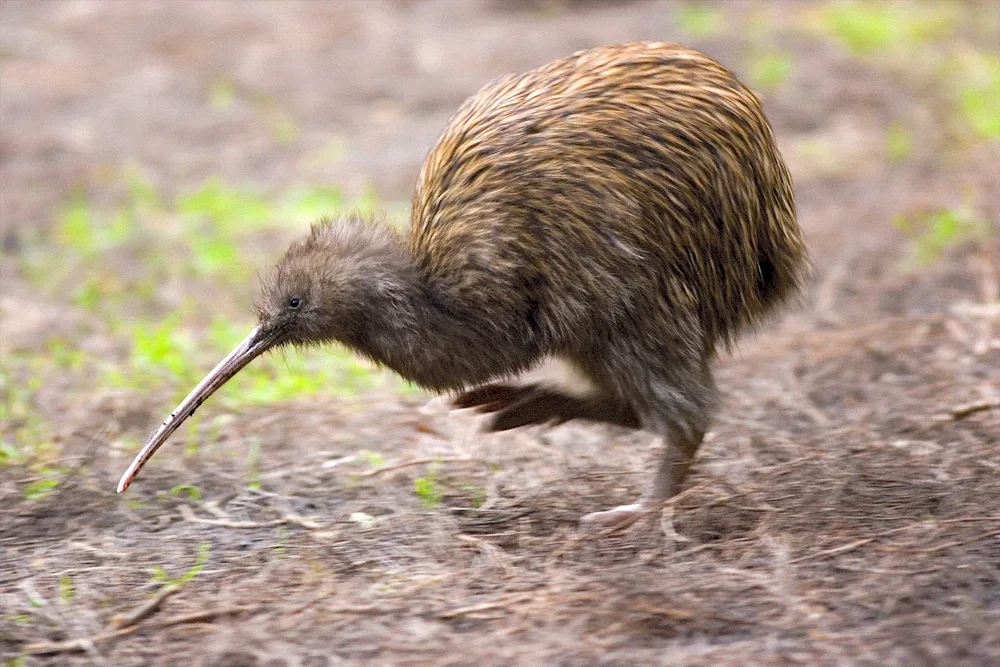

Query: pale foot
left=578, top=503, right=653, bottom=532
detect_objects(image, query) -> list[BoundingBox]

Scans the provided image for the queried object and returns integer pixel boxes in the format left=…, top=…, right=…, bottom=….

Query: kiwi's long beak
left=116, top=324, right=283, bottom=493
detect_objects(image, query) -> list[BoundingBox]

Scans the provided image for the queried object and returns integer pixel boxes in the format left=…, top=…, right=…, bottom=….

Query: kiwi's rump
left=410, top=41, right=807, bottom=355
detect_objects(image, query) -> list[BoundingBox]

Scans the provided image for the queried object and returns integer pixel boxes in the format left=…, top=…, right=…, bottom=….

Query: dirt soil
left=1, top=1, right=999, bottom=665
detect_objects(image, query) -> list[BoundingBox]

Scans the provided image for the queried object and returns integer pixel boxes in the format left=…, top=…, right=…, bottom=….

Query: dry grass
left=3, top=309, right=997, bottom=665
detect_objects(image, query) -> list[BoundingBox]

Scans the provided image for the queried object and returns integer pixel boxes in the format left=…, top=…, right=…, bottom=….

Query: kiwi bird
left=117, top=42, right=807, bottom=527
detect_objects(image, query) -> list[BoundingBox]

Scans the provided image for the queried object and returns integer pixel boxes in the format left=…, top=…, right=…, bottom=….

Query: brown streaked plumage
left=117, top=42, right=807, bottom=527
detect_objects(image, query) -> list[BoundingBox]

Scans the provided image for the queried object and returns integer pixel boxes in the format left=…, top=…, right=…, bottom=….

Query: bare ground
left=1, top=1, right=999, bottom=665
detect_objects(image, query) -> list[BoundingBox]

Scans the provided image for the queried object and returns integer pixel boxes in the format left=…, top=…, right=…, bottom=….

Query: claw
left=579, top=503, right=651, bottom=532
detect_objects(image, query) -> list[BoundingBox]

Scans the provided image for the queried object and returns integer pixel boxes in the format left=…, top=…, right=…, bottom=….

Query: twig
left=788, top=537, right=875, bottom=564
left=631, top=603, right=693, bottom=620
left=326, top=605, right=389, bottom=615
left=917, top=527, right=1000, bottom=554
left=785, top=515, right=1000, bottom=566
left=24, top=627, right=140, bottom=656
left=833, top=564, right=941, bottom=575
left=279, top=510, right=324, bottom=529
left=23, top=605, right=265, bottom=656
left=178, top=504, right=322, bottom=529
left=790, top=516, right=1000, bottom=566
left=949, top=399, right=1000, bottom=420
left=156, top=604, right=264, bottom=627
left=361, top=457, right=481, bottom=477
left=108, top=584, right=179, bottom=629
left=67, top=541, right=130, bottom=560
left=439, top=594, right=532, bottom=619
left=179, top=504, right=284, bottom=528
left=934, top=516, right=1000, bottom=525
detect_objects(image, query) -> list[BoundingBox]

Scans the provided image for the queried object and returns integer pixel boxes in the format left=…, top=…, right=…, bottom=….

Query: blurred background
left=1, top=1, right=997, bottom=663
left=2, top=0, right=997, bottom=456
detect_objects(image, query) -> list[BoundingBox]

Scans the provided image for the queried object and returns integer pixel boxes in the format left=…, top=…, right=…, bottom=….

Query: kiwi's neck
left=340, top=239, right=507, bottom=392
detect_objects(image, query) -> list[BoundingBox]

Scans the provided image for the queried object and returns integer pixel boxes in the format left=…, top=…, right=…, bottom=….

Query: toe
left=579, top=503, right=650, bottom=531
left=453, top=384, right=534, bottom=409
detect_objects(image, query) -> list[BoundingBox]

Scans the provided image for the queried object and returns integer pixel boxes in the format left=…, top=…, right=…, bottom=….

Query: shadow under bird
left=117, top=42, right=808, bottom=527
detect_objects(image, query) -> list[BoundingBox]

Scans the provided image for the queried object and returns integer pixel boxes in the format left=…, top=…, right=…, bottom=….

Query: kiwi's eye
left=288, top=296, right=301, bottom=309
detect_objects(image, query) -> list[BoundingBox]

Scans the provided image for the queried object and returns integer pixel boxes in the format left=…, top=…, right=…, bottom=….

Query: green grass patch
left=809, top=4, right=995, bottom=149
left=57, top=199, right=135, bottom=257
left=11, top=166, right=413, bottom=468
left=281, top=186, right=347, bottom=224
left=40, top=168, right=403, bottom=404
left=4, top=614, right=32, bottom=624
left=167, top=484, right=203, bottom=501
left=23, top=477, right=60, bottom=500
left=58, top=574, right=74, bottom=604
left=676, top=3, right=724, bottom=39
left=954, top=51, right=1000, bottom=141
left=178, top=177, right=272, bottom=231
left=895, top=205, right=990, bottom=267
left=0, top=440, right=22, bottom=466
left=31, top=167, right=387, bottom=298
left=356, top=449, right=385, bottom=469
left=821, top=1, right=956, bottom=56
left=101, top=313, right=202, bottom=393
left=747, top=49, right=794, bottom=91
left=100, top=312, right=392, bottom=441
left=149, top=542, right=210, bottom=587
left=414, top=471, right=443, bottom=508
